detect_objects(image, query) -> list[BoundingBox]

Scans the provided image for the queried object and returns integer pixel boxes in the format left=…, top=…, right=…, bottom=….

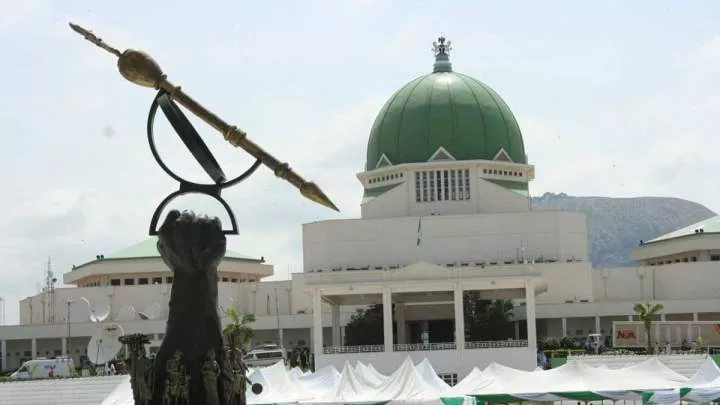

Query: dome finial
left=432, top=35, right=452, bottom=73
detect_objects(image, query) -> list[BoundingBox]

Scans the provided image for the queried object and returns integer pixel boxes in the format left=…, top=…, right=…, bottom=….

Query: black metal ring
left=148, top=91, right=225, bottom=184
left=147, top=91, right=263, bottom=190
left=146, top=89, right=264, bottom=235
left=148, top=189, right=240, bottom=236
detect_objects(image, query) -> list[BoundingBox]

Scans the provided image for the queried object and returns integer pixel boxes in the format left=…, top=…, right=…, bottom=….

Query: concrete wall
left=303, top=211, right=589, bottom=272
left=591, top=262, right=720, bottom=302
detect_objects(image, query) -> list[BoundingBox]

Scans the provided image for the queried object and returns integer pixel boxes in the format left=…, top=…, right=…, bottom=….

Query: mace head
left=118, top=49, right=165, bottom=89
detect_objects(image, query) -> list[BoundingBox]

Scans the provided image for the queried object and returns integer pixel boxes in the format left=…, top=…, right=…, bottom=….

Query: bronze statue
left=202, top=350, right=221, bottom=405
left=163, top=351, right=190, bottom=405
left=119, top=334, right=154, bottom=403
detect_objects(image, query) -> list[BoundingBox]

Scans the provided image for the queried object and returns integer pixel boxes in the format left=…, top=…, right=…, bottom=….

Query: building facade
left=2, top=38, right=720, bottom=378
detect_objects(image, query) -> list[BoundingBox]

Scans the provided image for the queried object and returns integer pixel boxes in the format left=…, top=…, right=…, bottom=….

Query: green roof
left=486, top=179, right=529, bottom=197
left=74, top=237, right=262, bottom=271
left=645, top=215, right=720, bottom=244
left=362, top=183, right=402, bottom=204
left=365, top=44, right=526, bottom=171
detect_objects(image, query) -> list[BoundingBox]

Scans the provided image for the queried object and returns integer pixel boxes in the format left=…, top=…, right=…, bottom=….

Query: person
left=681, top=339, right=690, bottom=351
left=664, top=341, right=672, bottom=354
left=109, top=362, right=116, bottom=375
left=48, top=365, right=55, bottom=378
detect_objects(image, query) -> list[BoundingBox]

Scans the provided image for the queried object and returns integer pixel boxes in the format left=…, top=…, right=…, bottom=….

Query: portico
left=306, top=261, right=545, bottom=376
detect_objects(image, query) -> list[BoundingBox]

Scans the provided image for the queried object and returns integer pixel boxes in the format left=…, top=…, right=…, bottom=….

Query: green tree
left=344, top=305, right=386, bottom=346
left=633, top=301, right=664, bottom=353
left=223, top=308, right=256, bottom=353
left=463, top=292, right=515, bottom=341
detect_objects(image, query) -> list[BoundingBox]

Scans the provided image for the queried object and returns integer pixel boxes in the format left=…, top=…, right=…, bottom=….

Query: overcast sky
left=1, top=0, right=719, bottom=325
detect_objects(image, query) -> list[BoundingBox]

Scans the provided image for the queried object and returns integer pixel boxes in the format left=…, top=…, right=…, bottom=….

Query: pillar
left=561, top=317, right=568, bottom=337
left=514, top=321, right=520, bottom=340
left=660, top=314, right=666, bottom=322
left=628, top=315, right=633, bottom=321
left=395, top=304, right=406, bottom=345
left=331, top=304, right=341, bottom=346
left=61, top=337, right=67, bottom=357
left=312, top=289, right=323, bottom=362
left=594, top=316, right=601, bottom=334
left=382, top=289, right=393, bottom=352
left=525, top=280, right=537, bottom=354
left=693, top=313, right=698, bottom=321
left=1, top=340, right=6, bottom=371
left=453, top=286, right=465, bottom=349
left=31, top=338, right=37, bottom=360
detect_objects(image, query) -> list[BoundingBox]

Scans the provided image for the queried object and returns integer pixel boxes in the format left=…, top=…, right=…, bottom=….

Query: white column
left=1, top=340, right=6, bottom=371
left=454, top=286, right=465, bottom=349
left=525, top=280, right=537, bottom=354
left=312, top=289, right=323, bottom=362
left=628, top=315, right=633, bottom=321
left=395, top=304, right=406, bottom=345
left=594, top=316, right=601, bottom=334
left=561, top=317, right=568, bottom=337
left=514, top=321, right=520, bottom=340
left=31, top=338, right=37, bottom=360
left=382, top=289, right=393, bottom=352
left=61, top=337, right=67, bottom=357
left=331, top=305, right=341, bottom=346
left=693, top=313, right=699, bottom=321
left=660, top=314, right=666, bottom=322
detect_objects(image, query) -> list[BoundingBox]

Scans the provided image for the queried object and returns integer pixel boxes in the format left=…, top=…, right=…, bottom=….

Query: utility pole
left=274, top=288, right=284, bottom=349
left=66, top=299, right=73, bottom=360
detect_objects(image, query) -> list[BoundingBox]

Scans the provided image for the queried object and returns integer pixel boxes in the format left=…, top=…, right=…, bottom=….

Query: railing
left=465, top=340, right=529, bottom=349
left=394, top=342, right=456, bottom=351
left=323, top=345, right=385, bottom=354
left=321, top=340, right=528, bottom=354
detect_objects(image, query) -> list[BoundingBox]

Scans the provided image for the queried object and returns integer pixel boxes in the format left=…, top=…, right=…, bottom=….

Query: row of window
left=414, top=169, right=471, bottom=203
left=647, top=257, right=699, bottom=266
left=482, top=168, right=524, bottom=177
left=368, top=172, right=404, bottom=184
left=107, top=276, right=250, bottom=286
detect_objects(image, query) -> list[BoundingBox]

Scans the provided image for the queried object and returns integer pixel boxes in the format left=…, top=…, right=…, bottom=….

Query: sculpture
left=119, top=334, right=154, bottom=403
left=68, top=22, right=337, bottom=405
left=202, top=349, right=221, bottom=405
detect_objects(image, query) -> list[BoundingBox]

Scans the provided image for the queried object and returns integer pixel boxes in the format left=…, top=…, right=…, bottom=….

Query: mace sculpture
left=69, top=23, right=338, bottom=405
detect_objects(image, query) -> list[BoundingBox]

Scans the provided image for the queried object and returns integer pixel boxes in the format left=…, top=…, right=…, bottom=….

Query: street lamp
left=66, top=299, right=74, bottom=360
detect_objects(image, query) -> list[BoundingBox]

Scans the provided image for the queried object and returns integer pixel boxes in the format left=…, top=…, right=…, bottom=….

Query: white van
left=10, top=357, right=75, bottom=380
left=243, top=344, right=286, bottom=368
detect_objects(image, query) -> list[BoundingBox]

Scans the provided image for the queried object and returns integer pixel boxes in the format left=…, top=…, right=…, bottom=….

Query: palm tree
left=223, top=308, right=256, bottom=353
left=633, top=301, right=664, bottom=353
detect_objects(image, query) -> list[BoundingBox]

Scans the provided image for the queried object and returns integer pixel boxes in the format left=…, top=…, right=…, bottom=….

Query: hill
left=531, top=193, right=716, bottom=267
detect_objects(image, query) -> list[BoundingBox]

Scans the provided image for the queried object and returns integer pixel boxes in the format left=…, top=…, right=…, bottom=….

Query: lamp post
left=66, top=299, right=74, bottom=360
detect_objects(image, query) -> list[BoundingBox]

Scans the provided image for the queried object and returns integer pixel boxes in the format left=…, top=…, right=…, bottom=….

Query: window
left=152, top=277, right=162, bottom=284
left=166, top=276, right=173, bottom=284
left=222, top=277, right=229, bottom=282
left=124, top=278, right=135, bottom=286
left=231, top=278, right=238, bottom=283
left=138, top=278, right=149, bottom=285
left=711, top=255, right=720, bottom=261
left=414, top=169, right=471, bottom=203
left=438, top=373, right=458, bottom=386
left=110, top=279, right=120, bottom=286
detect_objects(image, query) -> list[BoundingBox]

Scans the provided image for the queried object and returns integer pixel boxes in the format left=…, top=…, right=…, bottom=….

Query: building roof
left=645, top=215, right=720, bottom=244
left=73, top=237, right=263, bottom=271
left=365, top=38, right=526, bottom=171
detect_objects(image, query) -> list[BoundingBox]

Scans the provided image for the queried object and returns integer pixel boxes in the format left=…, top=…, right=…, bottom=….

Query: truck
left=10, top=357, right=75, bottom=380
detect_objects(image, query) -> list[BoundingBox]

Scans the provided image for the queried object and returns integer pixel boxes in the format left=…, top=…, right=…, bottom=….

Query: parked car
left=243, top=344, right=286, bottom=368
left=10, top=357, right=75, bottom=380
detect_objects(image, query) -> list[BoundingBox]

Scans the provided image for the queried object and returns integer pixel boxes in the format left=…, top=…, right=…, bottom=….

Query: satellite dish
left=138, top=302, right=162, bottom=320
left=87, top=323, right=124, bottom=365
left=69, top=299, right=91, bottom=323
left=116, top=305, right=137, bottom=321
left=86, top=296, right=111, bottom=323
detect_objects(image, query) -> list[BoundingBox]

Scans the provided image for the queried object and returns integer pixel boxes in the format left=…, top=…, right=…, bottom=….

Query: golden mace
left=69, top=23, right=338, bottom=212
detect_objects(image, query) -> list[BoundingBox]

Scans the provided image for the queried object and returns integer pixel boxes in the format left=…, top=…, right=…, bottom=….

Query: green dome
left=365, top=40, right=526, bottom=171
